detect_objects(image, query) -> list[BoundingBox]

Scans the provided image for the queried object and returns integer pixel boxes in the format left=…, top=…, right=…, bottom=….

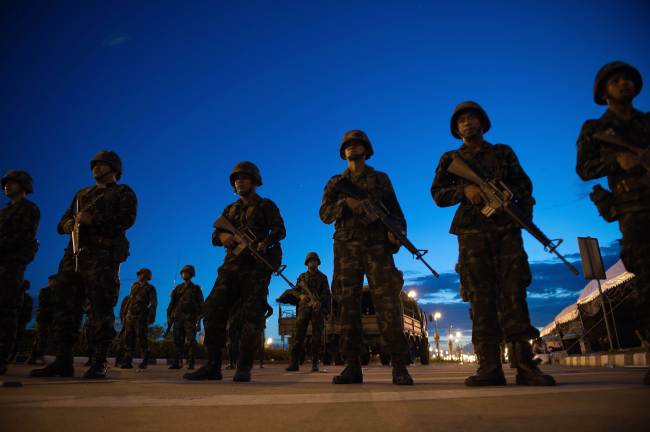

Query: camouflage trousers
left=172, top=318, right=198, bottom=361
left=0, top=262, right=25, bottom=361
left=123, top=315, right=149, bottom=358
left=203, top=262, right=271, bottom=368
left=458, top=229, right=538, bottom=346
left=334, top=240, right=408, bottom=358
left=619, top=211, right=650, bottom=341
left=291, top=306, right=325, bottom=361
left=52, top=249, right=119, bottom=356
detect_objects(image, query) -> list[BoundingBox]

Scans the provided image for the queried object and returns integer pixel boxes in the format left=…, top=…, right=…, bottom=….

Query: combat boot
left=391, top=356, right=414, bottom=385
left=233, top=349, right=255, bottom=382
left=311, top=355, right=319, bottom=372
left=510, top=340, right=555, bottom=386
left=83, top=347, right=109, bottom=379
left=168, top=358, right=182, bottom=369
left=465, top=343, right=506, bottom=387
left=187, top=357, right=195, bottom=370
left=30, top=351, right=74, bottom=378
left=285, top=362, right=299, bottom=372
left=138, top=354, right=149, bottom=369
left=333, top=357, right=363, bottom=384
left=120, top=356, right=133, bottom=369
left=183, top=347, right=222, bottom=381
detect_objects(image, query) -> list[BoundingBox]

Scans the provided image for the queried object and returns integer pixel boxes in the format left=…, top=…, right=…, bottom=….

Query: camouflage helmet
left=304, top=251, right=321, bottom=266
left=593, top=61, right=643, bottom=105
left=2, top=170, right=34, bottom=194
left=136, top=268, right=153, bottom=280
left=339, top=129, right=374, bottom=160
left=90, top=150, right=122, bottom=180
left=229, top=161, right=262, bottom=187
left=180, top=264, right=196, bottom=278
left=450, top=101, right=491, bottom=139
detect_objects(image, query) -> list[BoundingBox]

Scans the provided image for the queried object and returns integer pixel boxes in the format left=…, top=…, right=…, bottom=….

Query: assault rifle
left=593, top=131, right=650, bottom=173
left=447, top=154, right=579, bottom=275
left=214, top=215, right=303, bottom=292
left=72, top=199, right=81, bottom=272
left=331, top=177, right=440, bottom=278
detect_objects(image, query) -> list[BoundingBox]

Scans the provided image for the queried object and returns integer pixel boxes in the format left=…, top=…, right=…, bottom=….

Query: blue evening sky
left=3, top=1, right=649, bottom=346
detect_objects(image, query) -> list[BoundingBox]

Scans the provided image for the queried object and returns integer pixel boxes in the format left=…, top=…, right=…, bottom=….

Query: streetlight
left=455, top=332, right=463, bottom=362
left=431, top=312, right=442, bottom=359
left=407, top=290, right=417, bottom=299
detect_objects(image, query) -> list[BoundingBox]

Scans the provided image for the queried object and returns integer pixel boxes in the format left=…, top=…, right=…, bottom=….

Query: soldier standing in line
left=28, top=275, right=57, bottom=365
left=1, top=170, right=40, bottom=375
left=320, top=130, right=413, bottom=385
left=10, top=280, right=34, bottom=362
left=576, top=62, right=650, bottom=385
left=184, top=161, right=286, bottom=382
left=167, top=265, right=203, bottom=370
left=431, top=102, right=555, bottom=386
left=285, top=252, right=331, bottom=372
left=31, top=151, right=137, bottom=379
left=121, top=268, right=157, bottom=369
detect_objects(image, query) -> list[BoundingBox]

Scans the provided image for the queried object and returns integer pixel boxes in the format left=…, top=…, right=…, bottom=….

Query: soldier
left=10, top=280, right=34, bottom=362
left=113, top=294, right=131, bottom=367
left=320, top=130, right=413, bottom=385
left=431, top=102, right=555, bottom=386
left=285, top=252, right=331, bottom=372
left=31, top=151, right=137, bottom=379
left=28, top=275, right=57, bottom=365
left=184, top=161, right=286, bottom=382
left=167, top=265, right=203, bottom=370
left=121, top=268, right=157, bottom=369
left=576, top=62, right=650, bottom=385
left=1, top=170, right=40, bottom=375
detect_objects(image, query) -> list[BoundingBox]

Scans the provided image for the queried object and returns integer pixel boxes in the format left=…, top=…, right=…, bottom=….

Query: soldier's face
left=605, top=72, right=636, bottom=103
left=181, top=271, right=191, bottom=281
left=307, top=259, right=319, bottom=270
left=457, top=112, right=482, bottom=139
left=3, top=180, right=22, bottom=198
left=344, top=141, right=366, bottom=161
left=234, top=174, right=255, bottom=196
left=138, top=273, right=147, bottom=283
left=92, top=161, right=114, bottom=181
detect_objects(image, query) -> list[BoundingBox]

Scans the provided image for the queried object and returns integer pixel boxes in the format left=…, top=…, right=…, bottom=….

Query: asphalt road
left=1, top=362, right=648, bottom=432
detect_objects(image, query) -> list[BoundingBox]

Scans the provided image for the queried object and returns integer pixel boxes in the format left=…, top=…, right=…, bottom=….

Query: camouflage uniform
left=288, top=269, right=331, bottom=369
left=32, top=152, right=137, bottom=378
left=167, top=275, right=203, bottom=368
left=11, top=281, right=34, bottom=361
left=432, top=101, right=554, bottom=386
left=199, top=193, right=285, bottom=379
left=576, top=62, right=650, bottom=361
left=113, top=294, right=130, bottom=366
left=320, top=163, right=410, bottom=371
left=29, top=281, right=54, bottom=362
left=0, top=172, right=40, bottom=373
left=122, top=277, right=157, bottom=367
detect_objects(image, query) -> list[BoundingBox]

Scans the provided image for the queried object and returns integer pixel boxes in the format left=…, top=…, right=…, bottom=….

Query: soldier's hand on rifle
left=63, top=219, right=75, bottom=234
left=299, top=294, right=308, bottom=302
left=464, top=184, right=484, bottom=205
left=616, top=152, right=640, bottom=171
left=256, top=239, right=269, bottom=252
left=345, top=197, right=364, bottom=213
left=219, top=232, right=237, bottom=248
left=75, top=211, right=93, bottom=225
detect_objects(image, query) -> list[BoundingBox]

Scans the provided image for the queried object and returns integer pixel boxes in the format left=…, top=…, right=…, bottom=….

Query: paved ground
left=1, top=362, right=648, bottom=432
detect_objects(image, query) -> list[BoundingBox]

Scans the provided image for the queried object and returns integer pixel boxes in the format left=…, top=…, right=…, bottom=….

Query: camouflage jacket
left=320, top=165, right=406, bottom=244
left=431, top=141, right=534, bottom=234
left=212, top=193, right=286, bottom=269
left=36, top=285, right=53, bottom=323
left=119, top=295, right=130, bottom=324
left=57, top=182, right=137, bottom=262
left=576, top=108, right=650, bottom=212
left=167, top=282, right=204, bottom=322
left=0, top=197, right=40, bottom=265
left=125, top=281, right=157, bottom=324
left=294, top=270, right=331, bottom=315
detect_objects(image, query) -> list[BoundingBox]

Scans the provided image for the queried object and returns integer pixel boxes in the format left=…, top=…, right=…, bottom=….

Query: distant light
left=455, top=331, right=462, bottom=339
left=266, top=337, right=273, bottom=346
left=429, top=347, right=433, bottom=352
left=407, top=290, right=417, bottom=299
left=434, top=312, right=441, bottom=320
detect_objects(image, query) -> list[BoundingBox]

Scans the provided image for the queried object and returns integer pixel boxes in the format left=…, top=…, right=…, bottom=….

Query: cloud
left=404, top=241, right=621, bottom=337
left=102, top=32, right=131, bottom=47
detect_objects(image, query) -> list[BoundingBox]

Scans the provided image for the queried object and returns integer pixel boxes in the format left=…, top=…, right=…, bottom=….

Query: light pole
left=432, top=312, right=441, bottom=359
left=455, top=331, right=462, bottom=362
left=448, top=325, right=453, bottom=361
